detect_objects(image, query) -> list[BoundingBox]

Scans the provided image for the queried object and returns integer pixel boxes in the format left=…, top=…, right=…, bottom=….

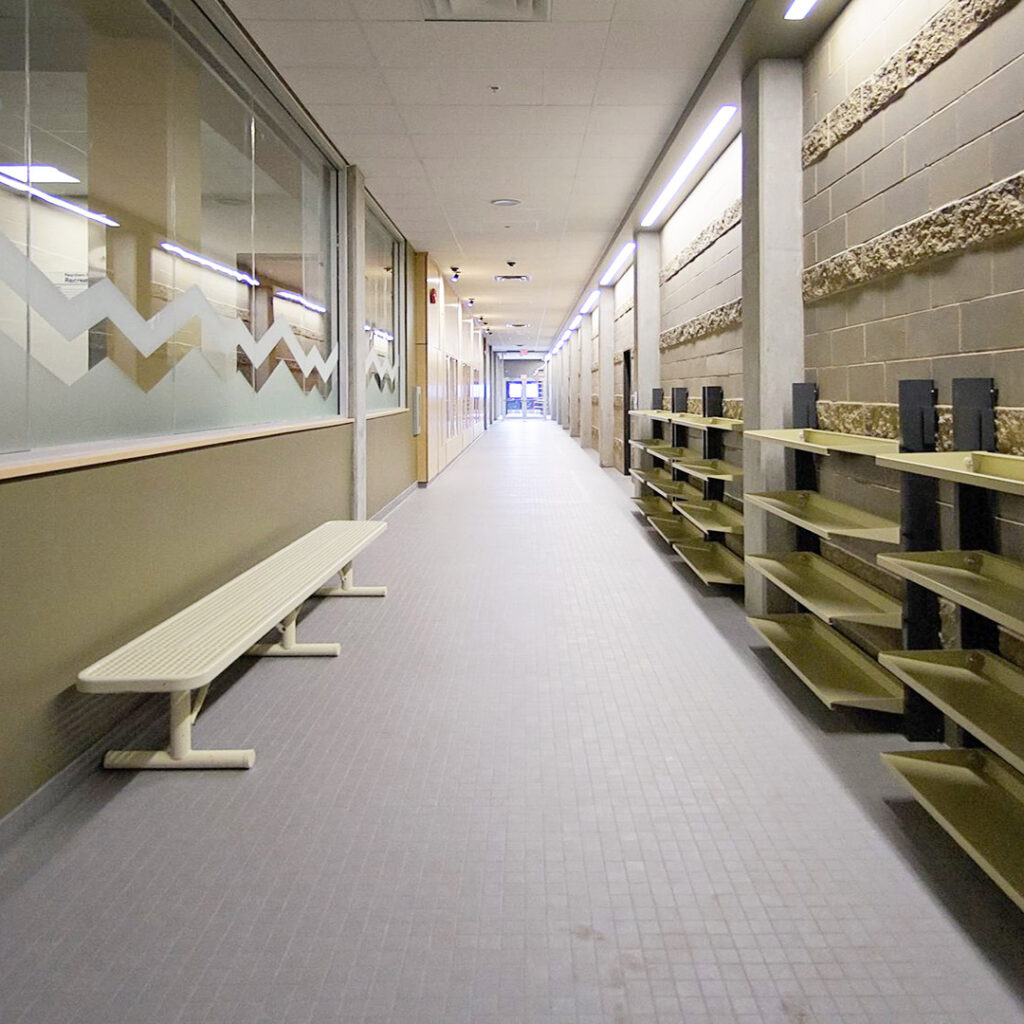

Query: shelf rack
left=876, top=376, right=1024, bottom=913
left=673, top=499, right=744, bottom=535
left=744, top=427, right=898, bottom=457
left=881, top=749, right=1024, bottom=913
left=750, top=614, right=903, bottom=712
left=745, top=383, right=905, bottom=712
left=629, top=386, right=745, bottom=588
left=745, top=490, right=900, bottom=544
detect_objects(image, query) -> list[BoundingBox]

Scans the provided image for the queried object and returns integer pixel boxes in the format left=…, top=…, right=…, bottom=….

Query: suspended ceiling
left=221, top=0, right=747, bottom=351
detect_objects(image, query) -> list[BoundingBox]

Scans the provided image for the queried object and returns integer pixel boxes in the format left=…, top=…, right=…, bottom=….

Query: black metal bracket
left=898, top=379, right=943, bottom=741
left=952, top=378, right=999, bottom=653
left=671, top=387, right=689, bottom=453
left=702, top=386, right=724, bottom=503
left=792, top=382, right=820, bottom=553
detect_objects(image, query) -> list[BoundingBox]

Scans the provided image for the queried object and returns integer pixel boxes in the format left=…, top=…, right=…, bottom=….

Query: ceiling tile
left=229, top=0, right=354, bottom=19
left=245, top=20, right=375, bottom=67
left=602, top=19, right=725, bottom=69
left=411, top=133, right=583, bottom=160
left=340, top=134, right=420, bottom=158
left=362, top=22, right=609, bottom=69
left=279, top=67, right=392, bottom=106
left=585, top=105, right=678, bottom=135
left=349, top=0, right=422, bottom=18
left=593, top=68, right=693, bottom=106
left=307, top=104, right=407, bottom=134
left=540, top=69, right=599, bottom=106
left=399, top=104, right=588, bottom=135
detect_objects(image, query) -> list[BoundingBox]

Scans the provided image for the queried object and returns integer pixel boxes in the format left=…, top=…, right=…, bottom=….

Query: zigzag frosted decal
left=0, top=230, right=337, bottom=388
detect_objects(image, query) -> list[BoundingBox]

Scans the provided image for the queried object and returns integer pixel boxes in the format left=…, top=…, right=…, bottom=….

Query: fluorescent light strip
left=784, top=0, right=821, bottom=18
left=275, top=289, right=327, bottom=314
left=0, top=171, right=118, bottom=227
left=160, top=242, right=259, bottom=287
left=0, top=164, right=80, bottom=183
left=560, top=330, right=572, bottom=343
left=580, top=289, right=600, bottom=314
left=599, top=241, right=636, bottom=287
left=640, top=105, right=737, bottom=228
left=568, top=314, right=582, bottom=331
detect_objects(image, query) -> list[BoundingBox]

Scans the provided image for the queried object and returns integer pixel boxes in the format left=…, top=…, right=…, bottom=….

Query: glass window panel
left=3, top=0, right=339, bottom=457
left=0, top=0, right=28, bottom=454
left=365, top=208, right=400, bottom=412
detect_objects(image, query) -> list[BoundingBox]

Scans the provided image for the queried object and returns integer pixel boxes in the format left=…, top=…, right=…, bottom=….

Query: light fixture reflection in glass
left=0, top=164, right=80, bottom=183
left=159, top=242, right=258, bottom=286
left=784, top=0, right=821, bottom=18
left=275, top=289, right=327, bottom=314
left=599, top=241, right=636, bottom=287
left=0, top=171, right=118, bottom=227
left=580, top=289, right=600, bottom=314
left=640, top=105, right=737, bottom=228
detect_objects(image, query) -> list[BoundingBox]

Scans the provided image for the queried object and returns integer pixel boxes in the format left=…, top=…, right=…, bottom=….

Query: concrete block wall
left=659, top=140, right=743, bottom=403
left=802, top=0, right=1024, bottom=643
left=613, top=269, right=635, bottom=472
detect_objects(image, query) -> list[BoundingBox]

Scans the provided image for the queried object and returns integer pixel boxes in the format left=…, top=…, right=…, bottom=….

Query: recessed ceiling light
left=568, top=314, right=582, bottom=331
left=640, top=105, right=738, bottom=228
left=505, top=322, right=530, bottom=328
left=494, top=274, right=530, bottom=282
left=784, top=0, right=822, bottom=18
left=490, top=198, right=521, bottom=207
left=580, top=289, right=600, bottom=314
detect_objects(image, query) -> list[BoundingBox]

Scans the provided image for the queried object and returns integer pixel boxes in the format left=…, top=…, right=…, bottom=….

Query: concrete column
left=579, top=315, right=593, bottom=449
left=742, top=60, right=805, bottom=614
left=598, top=287, right=615, bottom=467
left=346, top=165, right=367, bottom=519
left=633, top=230, right=661, bottom=409
left=568, top=331, right=580, bottom=437
left=559, top=349, right=569, bottom=429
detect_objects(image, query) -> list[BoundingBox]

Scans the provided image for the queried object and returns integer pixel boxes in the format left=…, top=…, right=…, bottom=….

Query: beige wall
left=367, top=409, right=416, bottom=516
left=0, top=424, right=353, bottom=818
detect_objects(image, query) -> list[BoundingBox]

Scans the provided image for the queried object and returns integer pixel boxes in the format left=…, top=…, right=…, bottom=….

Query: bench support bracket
left=246, top=608, right=341, bottom=657
left=102, top=689, right=255, bottom=770
left=317, top=562, right=387, bottom=598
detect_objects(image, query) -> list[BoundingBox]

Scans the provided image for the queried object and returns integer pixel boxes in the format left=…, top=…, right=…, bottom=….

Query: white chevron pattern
left=0, top=230, right=337, bottom=389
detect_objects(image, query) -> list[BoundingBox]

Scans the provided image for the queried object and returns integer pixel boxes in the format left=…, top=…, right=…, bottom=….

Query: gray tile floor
left=2, top=418, right=1023, bottom=1024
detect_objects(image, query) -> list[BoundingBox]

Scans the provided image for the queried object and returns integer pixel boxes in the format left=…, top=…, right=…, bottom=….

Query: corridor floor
left=1, top=419, right=1023, bottom=1024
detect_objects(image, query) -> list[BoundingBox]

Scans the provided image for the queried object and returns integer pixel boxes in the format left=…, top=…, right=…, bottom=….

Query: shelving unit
left=877, top=550, right=1024, bottom=635
left=745, top=490, right=900, bottom=543
left=875, top=450, right=1024, bottom=495
left=881, top=749, right=1024, bottom=913
left=745, top=383, right=905, bottom=712
left=746, top=552, right=902, bottom=627
left=744, top=427, right=898, bottom=457
left=876, top=377, right=1024, bottom=914
left=673, top=499, right=744, bottom=535
left=631, top=494, right=672, bottom=517
left=750, top=614, right=903, bottom=712
left=629, top=386, right=745, bottom=588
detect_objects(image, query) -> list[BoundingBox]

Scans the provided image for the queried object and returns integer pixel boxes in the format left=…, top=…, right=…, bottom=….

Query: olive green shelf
left=673, top=540, right=745, bottom=586
left=879, top=649, right=1024, bottom=777
left=669, top=412, right=743, bottom=433
left=881, top=748, right=1024, bottom=913
left=650, top=445, right=702, bottom=463
left=745, top=490, right=900, bottom=544
left=747, top=551, right=902, bottom=628
left=631, top=494, right=672, bottom=517
left=628, top=408, right=672, bottom=422
left=745, top=427, right=899, bottom=456
left=648, top=514, right=702, bottom=546
left=629, top=438, right=674, bottom=454
left=649, top=477, right=703, bottom=502
left=875, top=450, right=1024, bottom=496
left=749, top=614, right=903, bottom=712
left=671, top=457, right=743, bottom=483
left=630, top=467, right=673, bottom=487
left=672, top=499, right=744, bottom=535
left=877, top=550, right=1024, bottom=636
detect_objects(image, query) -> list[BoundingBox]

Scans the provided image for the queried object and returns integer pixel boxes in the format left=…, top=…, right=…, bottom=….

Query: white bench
left=78, top=520, right=387, bottom=770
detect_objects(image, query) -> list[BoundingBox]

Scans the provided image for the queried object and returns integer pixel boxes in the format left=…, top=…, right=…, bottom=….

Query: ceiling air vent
left=494, top=274, right=531, bottom=282
left=421, top=0, right=550, bottom=22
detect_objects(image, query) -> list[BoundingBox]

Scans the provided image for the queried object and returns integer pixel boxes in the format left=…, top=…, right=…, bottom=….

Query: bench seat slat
left=79, top=520, right=385, bottom=693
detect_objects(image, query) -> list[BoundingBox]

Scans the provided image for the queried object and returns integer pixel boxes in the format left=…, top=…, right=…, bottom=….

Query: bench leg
left=246, top=608, right=340, bottom=658
left=316, top=562, right=387, bottom=598
left=102, top=690, right=255, bottom=770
